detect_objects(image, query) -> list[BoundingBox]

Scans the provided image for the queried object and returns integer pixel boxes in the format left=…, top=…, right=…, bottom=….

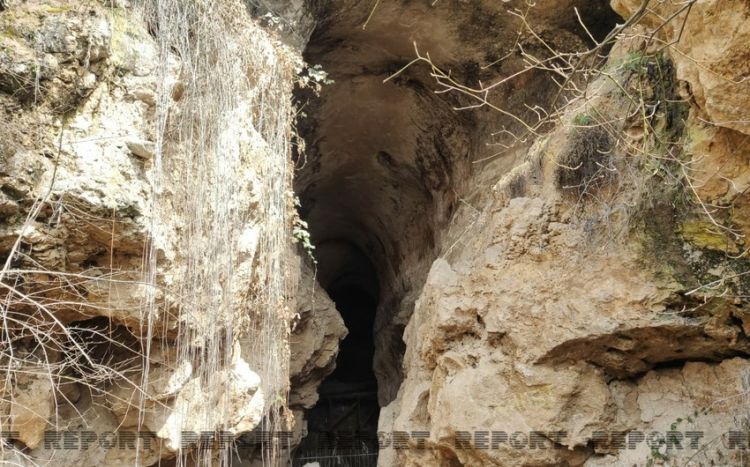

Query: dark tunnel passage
left=325, top=284, right=377, bottom=388
left=294, top=242, right=381, bottom=465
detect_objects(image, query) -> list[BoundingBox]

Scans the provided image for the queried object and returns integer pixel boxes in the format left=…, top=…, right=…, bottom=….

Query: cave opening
left=293, top=242, right=382, bottom=465
left=289, top=2, right=623, bottom=464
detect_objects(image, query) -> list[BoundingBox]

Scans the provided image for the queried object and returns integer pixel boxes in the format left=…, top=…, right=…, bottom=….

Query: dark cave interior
left=294, top=244, right=381, bottom=466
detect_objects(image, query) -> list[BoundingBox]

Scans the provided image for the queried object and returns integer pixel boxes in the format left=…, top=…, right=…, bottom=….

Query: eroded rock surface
left=289, top=262, right=348, bottom=410
left=0, top=1, right=308, bottom=464
left=1, top=0, right=749, bottom=466
left=375, top=2, right=750, bottom=465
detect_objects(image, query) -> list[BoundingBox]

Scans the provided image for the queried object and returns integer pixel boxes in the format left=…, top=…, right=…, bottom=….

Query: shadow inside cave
left=293, top=281, right=380, bottom=467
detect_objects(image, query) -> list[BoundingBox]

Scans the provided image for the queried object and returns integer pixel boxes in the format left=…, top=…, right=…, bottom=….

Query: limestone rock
left=2, top=1, right=749, bottom=466
left=8, top=373, right=54, bottom=449
left=612, top=0, right=750, bottom=136
left=0, top=1, right=300, bottom=464
left=289, top=262, right=347, bottom=409
left=154, top=356, right=265, bottom=451
left=585, top=358, right=750, bottom=466
left=376, top=13, right=750, bottom=464
left=126, top=139, right=156, bottom=160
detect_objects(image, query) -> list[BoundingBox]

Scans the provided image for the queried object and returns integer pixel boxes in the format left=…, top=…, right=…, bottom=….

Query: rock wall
left=0, top=1, right=335, bottom=465
left=1, top=0, right=750, bottom=466
left=377, top=1, right=750, bottom=466
left=0, top=2, right=168, bottom=463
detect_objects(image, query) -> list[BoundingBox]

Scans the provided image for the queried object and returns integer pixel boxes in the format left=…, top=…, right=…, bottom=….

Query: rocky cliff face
left=293, top=1, right=750, bottom=466
left=1, top=0, right=749, bottom=466
left=0, top=1, right=326, bottom=465
left=370, top=1, right=750, bottom=466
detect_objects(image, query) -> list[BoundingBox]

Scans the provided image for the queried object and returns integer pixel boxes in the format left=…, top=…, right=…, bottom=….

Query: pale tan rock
left=289, top=262, right=347, bottom=409
left=1, top=1, right=749, bottom=467
left=379, top=20, right=750, bottom=464
left=0, top=1, right=301, bottom=465
left=9, top=373, right=54, bottom=449
left=612, top=0, right=750, bottom=136
left=585, top=358, right=750, bottom=466
left=22, top=403, right=163, bottom=467
left=125, top=139, right=156, bottom=160
left=154, top=356, right=265, bottom=451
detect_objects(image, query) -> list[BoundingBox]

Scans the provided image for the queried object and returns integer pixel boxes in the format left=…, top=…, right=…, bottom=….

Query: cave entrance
left=293, top=242, right=381, bottom=466
left=286, top=1, right=625, bottom=464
